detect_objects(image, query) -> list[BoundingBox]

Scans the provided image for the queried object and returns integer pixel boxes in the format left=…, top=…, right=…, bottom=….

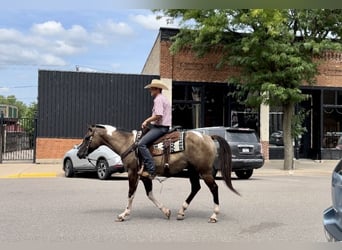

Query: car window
left=226, top=131, right=258, bottom=143
left=338, top=136, right=342, bottom=145
left=334, top=160, right=342, bottom=176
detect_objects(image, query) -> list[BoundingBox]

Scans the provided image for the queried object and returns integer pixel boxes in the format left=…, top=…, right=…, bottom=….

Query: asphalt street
left=0, top=171, right=333, bottom=243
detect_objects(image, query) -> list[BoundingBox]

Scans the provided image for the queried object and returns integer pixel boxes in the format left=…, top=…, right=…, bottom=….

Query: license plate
left=242, top=148, right=250, bottom=153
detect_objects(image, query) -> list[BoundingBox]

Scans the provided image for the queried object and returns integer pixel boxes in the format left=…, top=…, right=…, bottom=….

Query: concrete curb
left=2, top=172, right=58, bottom=178
left=0, top=159, right=338, bottom=179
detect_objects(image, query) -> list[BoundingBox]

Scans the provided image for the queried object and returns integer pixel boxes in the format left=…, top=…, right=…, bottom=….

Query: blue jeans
left=137, top=125, right=169, bottom=174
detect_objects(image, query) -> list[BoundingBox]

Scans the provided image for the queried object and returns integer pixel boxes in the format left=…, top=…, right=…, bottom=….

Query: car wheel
left=96, top=159, right=111, bottom=180
left=64, top=158, right=75, bottom=178
left=235, top=169, right=253, bottom=179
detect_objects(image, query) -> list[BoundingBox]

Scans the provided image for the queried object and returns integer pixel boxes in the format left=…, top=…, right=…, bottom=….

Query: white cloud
left=0, top=87, right=10, bottom=93
left=0, top=28, right=23, bottom=42
left=76, top=66, right=99, bottom=72
left=92, top=19, right=134, bottom=44
left=31, top=21, right=64, bottom=36
left=101, top=20, right=134, bottom=36
left=0, top=19, right=134, bottom=67
left=130, top=13, right=179, bottom=30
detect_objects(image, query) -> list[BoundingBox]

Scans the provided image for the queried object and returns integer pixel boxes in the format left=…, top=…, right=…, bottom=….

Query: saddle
left=120, top=126, right=185, bottom=173
left=148, top=129, right=185, bottom=174
left=150, top=130, right=185, bottom=156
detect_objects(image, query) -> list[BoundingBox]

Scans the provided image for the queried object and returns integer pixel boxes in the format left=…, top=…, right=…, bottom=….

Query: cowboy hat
left=144, top=79, right=169, bottom=90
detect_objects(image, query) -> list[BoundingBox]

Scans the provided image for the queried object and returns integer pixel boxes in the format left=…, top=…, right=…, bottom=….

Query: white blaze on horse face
left=189, top=131, right=204, bottom=139
left=103, top=125, right=117, bottom=136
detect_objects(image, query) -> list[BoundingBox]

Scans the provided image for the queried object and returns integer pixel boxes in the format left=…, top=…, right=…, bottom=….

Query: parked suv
left=323, top=159, right=342, bottom=242
left=193, top=126, right=264, bottom=179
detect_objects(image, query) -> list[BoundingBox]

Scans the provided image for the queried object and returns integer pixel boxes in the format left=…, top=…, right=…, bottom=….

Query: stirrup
left=139, top=171, right=155, bottom=180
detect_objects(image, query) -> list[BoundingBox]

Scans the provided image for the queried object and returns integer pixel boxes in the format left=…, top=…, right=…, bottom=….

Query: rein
left=120, top=130, right=141, bottom=160
left=120, top=143, right=138, bottom=160
left=87, top=158, right=97, bottom=167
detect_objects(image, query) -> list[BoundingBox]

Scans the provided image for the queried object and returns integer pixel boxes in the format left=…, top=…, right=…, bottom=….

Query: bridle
left=81, top=126, right=139, bottom=162
left=83, top=127, right=96, bottom=157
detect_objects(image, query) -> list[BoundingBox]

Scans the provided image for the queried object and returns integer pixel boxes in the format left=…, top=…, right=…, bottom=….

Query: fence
left=0, top=117, right=36, bottom=163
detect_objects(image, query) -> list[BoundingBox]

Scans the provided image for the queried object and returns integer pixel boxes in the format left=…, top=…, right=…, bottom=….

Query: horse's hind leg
left=141, top=177, right=171, bottom=219
left=116, top=170, right=139, bottom=222
left=177, top=169, right=201, bottom=220
left=202, top=174, right=220, bottom=223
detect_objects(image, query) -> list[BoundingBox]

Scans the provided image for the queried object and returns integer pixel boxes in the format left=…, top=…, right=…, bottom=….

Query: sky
left=0, top=1, right=179, bottom=105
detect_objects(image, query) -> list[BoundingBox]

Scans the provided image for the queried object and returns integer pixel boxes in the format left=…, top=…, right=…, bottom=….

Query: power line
left=10, top=86, right=37, bottom=88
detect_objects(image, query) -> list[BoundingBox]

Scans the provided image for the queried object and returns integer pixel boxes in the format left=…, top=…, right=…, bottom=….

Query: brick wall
left=160, top=41, right=342, bottom=87
left=316, top=51, right=342, bottom=87
left=160, top=41, right=173, bottom=79
left=260, top=141, right=269, bottom=161
left=36, top=138, right=82, bottom=160
left=160, top=41, right=239, bottom=82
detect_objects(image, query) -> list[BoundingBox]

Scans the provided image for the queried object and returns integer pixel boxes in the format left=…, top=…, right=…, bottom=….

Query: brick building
left=142, top=28, right=342, bottom=160
left=36, top=27, right=342, bottom=161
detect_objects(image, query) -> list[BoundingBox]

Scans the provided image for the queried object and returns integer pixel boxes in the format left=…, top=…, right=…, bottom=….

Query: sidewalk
left=0, top=161, right=64, bottom=178
left=0, top=159, right=338, bottom=179
left=254, top=159, right=338, bottom=176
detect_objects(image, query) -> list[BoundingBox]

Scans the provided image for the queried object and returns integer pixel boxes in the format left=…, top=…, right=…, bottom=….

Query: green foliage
left=156, top=9, right=342, bottom=167
left=0, top=95, right=37, bottom=119
left=0, top=95, right=37, bottom=133
left=157, top=9, right=342, bottom=108
left=0, top=95, right=27, bottom=118
left=292, top=108, right=309, bottom=139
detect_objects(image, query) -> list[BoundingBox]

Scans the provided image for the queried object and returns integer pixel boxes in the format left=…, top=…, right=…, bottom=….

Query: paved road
left=0, top=173, right=332, bottom=243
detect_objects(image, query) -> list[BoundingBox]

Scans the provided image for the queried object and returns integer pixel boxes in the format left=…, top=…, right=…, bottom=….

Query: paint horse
left=77, top=124, right=239, bottom=223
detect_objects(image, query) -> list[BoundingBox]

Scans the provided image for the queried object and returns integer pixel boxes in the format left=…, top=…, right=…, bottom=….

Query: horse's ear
left=87, top=124, right=93, bottom=132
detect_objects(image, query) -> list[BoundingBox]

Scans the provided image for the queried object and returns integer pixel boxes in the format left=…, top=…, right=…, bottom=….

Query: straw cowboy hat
left=144, top=79, right=169, bottom=90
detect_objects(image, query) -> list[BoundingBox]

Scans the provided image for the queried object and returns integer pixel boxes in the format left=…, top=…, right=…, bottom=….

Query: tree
left=156, top=9, right=342, bottom=170
left=0, top=95, right=37, bottom=134
left=0, top=95, right=28, bottom=118
left=0, top=95, right=37, bottom=119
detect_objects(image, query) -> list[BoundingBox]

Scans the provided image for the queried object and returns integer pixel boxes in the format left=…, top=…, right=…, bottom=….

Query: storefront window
left=323, top=90, right=335, bottom=105
left=337, top=91, right=342, bottom=105
left=172, top=84, right=202, bottom=129
left=269, top=106, right=283, bottom=146
left=323, top=108, right=342, bottom=148
left=322, top=89, right=342, bottom=148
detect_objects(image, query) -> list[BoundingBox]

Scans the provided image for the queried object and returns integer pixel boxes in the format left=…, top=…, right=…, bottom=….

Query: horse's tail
left=211, top=135, right=240, bottom=196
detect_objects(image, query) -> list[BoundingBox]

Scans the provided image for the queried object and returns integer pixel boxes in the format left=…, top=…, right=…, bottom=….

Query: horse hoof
left=165, top=209, right=171, bottom=219
left=177, top=214, right=185, bottom=220
left=208, top=217, right=217, bottom=223
left=115, top=216, right=125, bottom=222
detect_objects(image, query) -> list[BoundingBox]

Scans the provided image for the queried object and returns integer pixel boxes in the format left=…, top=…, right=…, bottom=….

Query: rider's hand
left=142, top=121, right=148, bottom=129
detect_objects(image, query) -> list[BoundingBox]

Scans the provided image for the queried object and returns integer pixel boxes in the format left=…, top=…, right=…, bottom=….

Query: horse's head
left=77, top=125, right=104, bottom=159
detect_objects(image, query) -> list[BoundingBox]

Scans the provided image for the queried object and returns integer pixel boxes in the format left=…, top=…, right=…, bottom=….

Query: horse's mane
left=93, top=124, right=106, bottom=129
left=92, top=124, right=135, bottom=136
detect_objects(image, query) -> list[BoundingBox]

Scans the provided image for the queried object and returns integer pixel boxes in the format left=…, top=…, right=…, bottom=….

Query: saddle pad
left=152, top=131, right=185, bottom=154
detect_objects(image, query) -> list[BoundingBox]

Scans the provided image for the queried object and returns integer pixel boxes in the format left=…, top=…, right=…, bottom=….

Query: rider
left=138, top=79, right=172, bottom=179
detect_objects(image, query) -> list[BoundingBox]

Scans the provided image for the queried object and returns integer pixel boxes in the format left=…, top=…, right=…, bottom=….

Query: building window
left=322, top=89, right=342, bottom=148
left=269, top=106, right=283, bottom=146
left=172, top=84, right=202, bottom=129
left=323, top=90, right=335, bottom=105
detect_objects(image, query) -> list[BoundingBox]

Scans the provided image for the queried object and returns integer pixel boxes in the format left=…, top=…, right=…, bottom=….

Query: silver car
left=323, top=160, right=342, bottom=242
left=63, top=145, right=124, bottom=180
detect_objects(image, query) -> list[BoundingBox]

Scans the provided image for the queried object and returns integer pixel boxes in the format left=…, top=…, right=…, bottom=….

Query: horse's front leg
left=141, top=177, right=171, bottom=219
left=116, top=170, right=139, bottom=222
